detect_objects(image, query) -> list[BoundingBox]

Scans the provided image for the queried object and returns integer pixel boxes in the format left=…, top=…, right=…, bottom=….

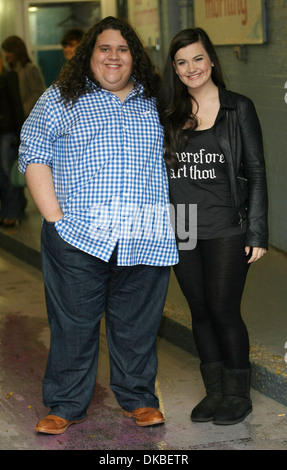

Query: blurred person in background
left=0, top=50, right=25, bottom=226
left=61, top=28, right=85, bottom=61
left=2, top=35, right=46, bottom=118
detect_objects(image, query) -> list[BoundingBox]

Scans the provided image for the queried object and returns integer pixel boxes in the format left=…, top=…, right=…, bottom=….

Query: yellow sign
left=194, top=0, right=266, bottom=45
left=129, top=0, right=159, bottom=47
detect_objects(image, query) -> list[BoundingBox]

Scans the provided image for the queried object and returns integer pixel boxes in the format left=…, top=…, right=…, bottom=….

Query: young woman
left=158, top=28, right=268, bottom=425
left=2, top=35, right=46, bottom=118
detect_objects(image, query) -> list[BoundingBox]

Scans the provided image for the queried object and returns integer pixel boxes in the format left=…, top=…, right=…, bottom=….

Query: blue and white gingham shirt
left=19, top=81, right=179, bottom=266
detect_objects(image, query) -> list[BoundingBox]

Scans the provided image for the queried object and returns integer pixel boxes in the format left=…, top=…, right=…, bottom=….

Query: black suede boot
left=191, top=361, right=223, bottom=422
left=213, top=365, right=252, bottom=425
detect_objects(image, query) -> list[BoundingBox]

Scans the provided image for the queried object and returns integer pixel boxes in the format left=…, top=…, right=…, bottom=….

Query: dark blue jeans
left=41, top=220, right=170, bottom=421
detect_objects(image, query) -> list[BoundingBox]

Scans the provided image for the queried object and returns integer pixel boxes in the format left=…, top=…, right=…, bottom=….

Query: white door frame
left=22, top=0, right=105, bottom=60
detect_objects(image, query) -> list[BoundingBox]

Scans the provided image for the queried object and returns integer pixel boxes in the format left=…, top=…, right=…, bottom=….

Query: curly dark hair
left=54, top=16, right=161, bottom=105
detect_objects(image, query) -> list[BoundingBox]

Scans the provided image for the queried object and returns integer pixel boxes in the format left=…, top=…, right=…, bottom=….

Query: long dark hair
left=55, top=16, right=161, bottom=105
left=157, top=28, right=226, bottom=168
left=1, top=36, right=32, bottom=68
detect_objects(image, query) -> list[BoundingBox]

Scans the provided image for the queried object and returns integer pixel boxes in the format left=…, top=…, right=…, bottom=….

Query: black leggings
left=173, top=234, right=250, bottom=369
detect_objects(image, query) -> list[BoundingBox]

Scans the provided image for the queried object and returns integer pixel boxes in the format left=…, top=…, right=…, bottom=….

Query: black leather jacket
left=213, top=87, right=268, bottom=249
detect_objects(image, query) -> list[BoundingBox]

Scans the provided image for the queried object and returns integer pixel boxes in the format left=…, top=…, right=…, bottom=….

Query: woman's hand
left=245, top=246, right=267, bottom=264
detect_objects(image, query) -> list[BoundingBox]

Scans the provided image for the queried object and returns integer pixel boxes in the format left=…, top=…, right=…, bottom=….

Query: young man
left=19, top=17, right=178, bottom=435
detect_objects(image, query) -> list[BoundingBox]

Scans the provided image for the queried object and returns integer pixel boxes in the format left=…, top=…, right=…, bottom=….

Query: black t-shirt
left=168, top=127, right=245, bottom=240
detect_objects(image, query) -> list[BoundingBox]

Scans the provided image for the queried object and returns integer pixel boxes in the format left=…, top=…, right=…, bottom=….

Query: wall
left=100, top=0, right=116, bottom=18
left=0, top=0, right=117, bottom=45
left=214, top=0, right=287, bottom=251
left=0, top=0, right=19, bottom=41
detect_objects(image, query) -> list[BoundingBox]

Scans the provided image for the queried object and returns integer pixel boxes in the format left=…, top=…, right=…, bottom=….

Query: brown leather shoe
left=123, top=407, right=165, bottom=426
left=35, top=414, right=87, bottom=434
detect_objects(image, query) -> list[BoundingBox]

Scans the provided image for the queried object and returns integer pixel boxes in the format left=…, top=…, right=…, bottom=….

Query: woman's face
left=173, top=41, right=214, bottom=92
left=90, top=28, right=133, bottom=98
left=3, top=51, right=15, bottom=66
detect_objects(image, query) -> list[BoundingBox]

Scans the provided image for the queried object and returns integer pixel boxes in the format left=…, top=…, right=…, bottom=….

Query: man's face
left=90, top=29, right=133, bottom=96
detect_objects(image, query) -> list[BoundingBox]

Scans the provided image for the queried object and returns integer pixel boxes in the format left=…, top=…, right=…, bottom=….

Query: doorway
left=24, top=0, right=101, bottom=86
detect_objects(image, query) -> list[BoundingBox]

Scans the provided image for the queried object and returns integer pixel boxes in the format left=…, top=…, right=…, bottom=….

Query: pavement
left=0, top=190, right=287, bottom=452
